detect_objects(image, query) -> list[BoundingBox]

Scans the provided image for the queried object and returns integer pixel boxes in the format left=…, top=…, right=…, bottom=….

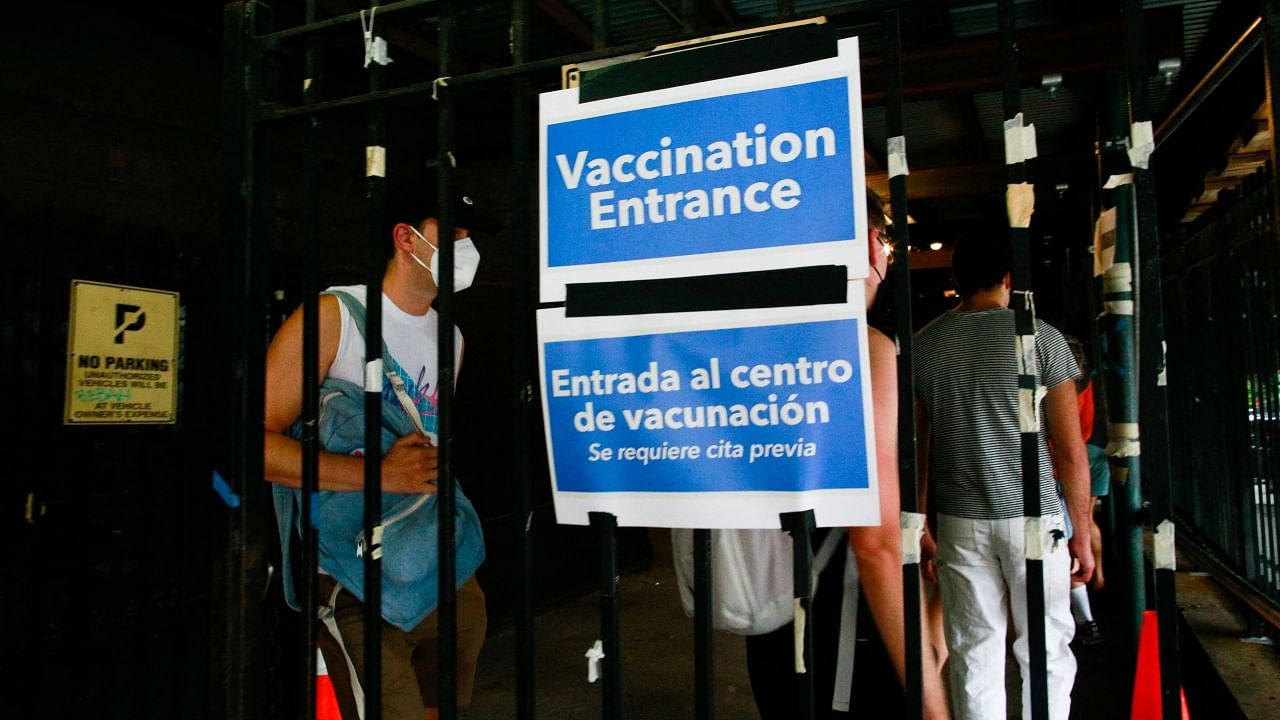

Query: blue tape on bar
left=308, top=491, right=320, bottom=529
left=212, top=470, right=241, bottom=508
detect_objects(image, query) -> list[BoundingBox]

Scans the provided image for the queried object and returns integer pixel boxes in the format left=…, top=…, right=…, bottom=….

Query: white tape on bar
left=585, top=640, right=605, bottom=683
left=1024, top=516, right=1046, bottom=560
left=1016, top=334, right=1038, bottom=376
left=303, top=77, right=313, bottom=92
left=1154, top=519, right=1177, bottom=571
left=887, top=135, right=909, bottom=178
left=901, top=512, right=926, bottom=564
left=793, top=599, right=808, bottom=673
left=365, top=145, right=386, bottom=178
left=1000, top=118, right=1037, bottom=164
left=1106, top=422, right=1141, bottom=458
left=371, top=524, right=384, bottom=560
left=1105, top=300, right=1135, bottom=316
left=1007, top=182, right=1035, bottom=228
left=1103, top=263, right=1133, bottom=293
left=1128, top=121, right=1155, bottom=170
left=360, top=7, right=393, bottom=68
left=1103, top=173, right=1134, bottom=189
left=1018, top=385, right=1048, bottom=433
left=364, top=359, right=384, bottom=392
left=1158, top=341, right=1168, bottom=387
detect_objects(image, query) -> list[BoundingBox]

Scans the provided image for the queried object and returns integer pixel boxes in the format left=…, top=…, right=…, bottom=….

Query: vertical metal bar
left=1123, top=3, right=1181, bottom=717
left=363, top=1, right=388, bottom=716
left=883, top=10, right=925, bottom=720
left=219, top=4, right=272, bottom=719
left=1101, top=70, right=1146, bottom=659
left=693, top=528, right=714, bottom=720
left=780, top=510, right=816, bottom=720
left=437, top=4, right=459, bottom=717
left=1264, top=0, right=1280, bottom=254
left=590, top=511, right=622, bottom=720
left=593, top=0, right=609, bottom=50
left=997, top=2, right=1049, bottom=718
left=300, top=1, right=323, bottom=718
left=511, top=0, right=537, bottom=718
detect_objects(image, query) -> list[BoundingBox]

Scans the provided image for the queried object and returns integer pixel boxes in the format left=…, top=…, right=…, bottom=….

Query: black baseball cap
left=386, top=176, right=503, bottom=235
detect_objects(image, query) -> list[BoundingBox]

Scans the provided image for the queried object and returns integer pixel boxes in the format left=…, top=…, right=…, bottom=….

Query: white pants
left=936, top=514, right=1076, bottom=720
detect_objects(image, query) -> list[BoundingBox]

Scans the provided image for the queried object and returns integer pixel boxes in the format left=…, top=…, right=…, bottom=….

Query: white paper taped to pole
left=1103, top=263, right=1133, bottom=293
left=900, top=512, right=926, bottom=564
left=1128, top=121, right=1155, bottom=170
left=1018, top=387, right=1043, bottom=433
left=365, top=145, right=387, bottom=178
left=1024, top=516, right=1046, bottom=560
left=585, top=640, right=605, bottom=683
left=1106, top=422, right=1141, bottom=458
left=1105, top=300, right=1134, bottom=316
left=1103, top=173, right=1134, bottom=189
left=1154, top=519, right=1176, bottom=570
left=793, top=599, right=808, bottom=673
left=1007, top=183, right=1036, bottom=228
left=1016, top=334, right=1038, bottom=376
left=364, top=359, right=384, bottom=392
left=1004, top=114, right=1037, bottom=164
left=887, top=135, right=909, bottom=178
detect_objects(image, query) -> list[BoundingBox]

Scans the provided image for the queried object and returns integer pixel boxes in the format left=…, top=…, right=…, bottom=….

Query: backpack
left=670, top=527, right=847, bottom=635
left=272, top=289, right=485, bottom=632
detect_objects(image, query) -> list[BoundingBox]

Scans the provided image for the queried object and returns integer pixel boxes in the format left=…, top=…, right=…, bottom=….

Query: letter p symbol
left=114, top=304, right=146, bottom=344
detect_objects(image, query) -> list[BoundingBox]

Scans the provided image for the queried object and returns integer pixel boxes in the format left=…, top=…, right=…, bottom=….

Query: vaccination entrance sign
left=64, top=280, right=179, bottom=425
left=539, top=38, right=868, bottom=302
left=537, top=37, right=875, bottom=528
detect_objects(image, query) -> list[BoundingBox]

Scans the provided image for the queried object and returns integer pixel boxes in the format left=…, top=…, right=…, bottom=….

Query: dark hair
left=950, top=235, right=1011, bottom=295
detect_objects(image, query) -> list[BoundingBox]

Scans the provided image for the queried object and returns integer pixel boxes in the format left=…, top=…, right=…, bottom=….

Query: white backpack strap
left=832, top=545, right=859, bottom=712
left=812, top=528, right=847, bottom=595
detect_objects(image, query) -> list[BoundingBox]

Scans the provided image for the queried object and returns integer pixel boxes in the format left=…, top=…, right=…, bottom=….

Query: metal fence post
left=693, top=528, right=714, bottom=720
left=218, top=3, right=273, bottom=718
left=591, top=511, right=622, bottom=720
left=1123, top=2, right=1181, bottom=717
left=1100, top=70, right=1146, bottom=659
left=780, top=510, right=816, bottom=720
left=997, top=1, right=1049, bottom=716
left=510, top=1, right=538, bottom=717
left=883, top=9, right=925, bottom=720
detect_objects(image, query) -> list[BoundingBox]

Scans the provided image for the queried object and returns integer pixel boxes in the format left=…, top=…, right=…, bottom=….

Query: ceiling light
left=929, top=241, right=943, bottom=251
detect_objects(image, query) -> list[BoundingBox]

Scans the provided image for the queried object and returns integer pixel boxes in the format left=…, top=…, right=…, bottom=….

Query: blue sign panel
left=545, top=79, right=856, bottom=268
left=542, top=318, right=868, bottom=494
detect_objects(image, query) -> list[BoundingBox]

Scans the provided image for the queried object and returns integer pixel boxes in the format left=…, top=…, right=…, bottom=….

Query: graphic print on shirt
left=383, top=352, right=439, bottom=436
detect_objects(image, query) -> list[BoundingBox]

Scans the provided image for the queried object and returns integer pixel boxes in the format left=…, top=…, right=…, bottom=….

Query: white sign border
left=536, top=284, right=880, bottom=529
left=539, top=36, right=868, bottom=303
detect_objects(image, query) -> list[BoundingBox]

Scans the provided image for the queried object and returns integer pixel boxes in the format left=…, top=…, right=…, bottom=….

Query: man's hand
left=921, top=526, right=939, bottom=584
left=381, top=433, right=439, bottom=494
left=1068, top=533, right=1095, bottom=585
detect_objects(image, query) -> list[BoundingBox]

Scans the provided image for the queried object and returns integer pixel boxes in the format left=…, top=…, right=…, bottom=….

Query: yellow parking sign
left=64, top=280, right=180, bottom=425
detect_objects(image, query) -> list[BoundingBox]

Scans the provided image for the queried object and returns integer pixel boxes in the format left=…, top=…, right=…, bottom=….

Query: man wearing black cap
left=264, top=178, right=499, bottom=720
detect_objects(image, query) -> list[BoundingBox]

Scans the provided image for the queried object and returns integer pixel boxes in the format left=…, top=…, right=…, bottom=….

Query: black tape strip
left=564, top=265, right=848, bottom=317
left=578, top=24, right=838, bottom=103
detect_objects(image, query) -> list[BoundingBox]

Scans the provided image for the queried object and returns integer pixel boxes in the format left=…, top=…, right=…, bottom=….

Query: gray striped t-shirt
left=913, top=307, right=1078, bottom=520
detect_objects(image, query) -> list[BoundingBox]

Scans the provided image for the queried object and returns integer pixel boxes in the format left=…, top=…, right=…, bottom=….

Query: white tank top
left=326, top=285, right=462, bottom=442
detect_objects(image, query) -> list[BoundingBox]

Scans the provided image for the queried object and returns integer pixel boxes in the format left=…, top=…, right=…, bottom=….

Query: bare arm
left=263, top=295, right=438, bottom=494
left=1044, top=379, right=1094, bottom=583
left=850, top=329, right=950, bottom=720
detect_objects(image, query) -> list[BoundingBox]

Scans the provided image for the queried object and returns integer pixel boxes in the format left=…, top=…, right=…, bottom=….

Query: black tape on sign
left=578, top=23, right=839, bottom=103
left=563, top=265, right=848, bottom=317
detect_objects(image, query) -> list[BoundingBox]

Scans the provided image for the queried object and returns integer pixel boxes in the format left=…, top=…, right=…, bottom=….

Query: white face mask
left=408, top=225, right=481, bottom=293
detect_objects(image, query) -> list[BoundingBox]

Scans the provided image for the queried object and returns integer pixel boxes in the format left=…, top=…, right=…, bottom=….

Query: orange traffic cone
left=316, top=650, right=343, bottom=720
left=1131, top=610, right=1190, bottom=719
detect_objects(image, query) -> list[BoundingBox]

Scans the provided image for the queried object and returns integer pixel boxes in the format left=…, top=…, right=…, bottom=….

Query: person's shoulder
left=867, top=326, right=895, bottom=355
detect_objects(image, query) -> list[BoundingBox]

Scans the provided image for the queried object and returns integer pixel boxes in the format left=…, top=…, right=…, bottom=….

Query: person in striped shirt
left=914, top=236, right=1095, bottom=720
